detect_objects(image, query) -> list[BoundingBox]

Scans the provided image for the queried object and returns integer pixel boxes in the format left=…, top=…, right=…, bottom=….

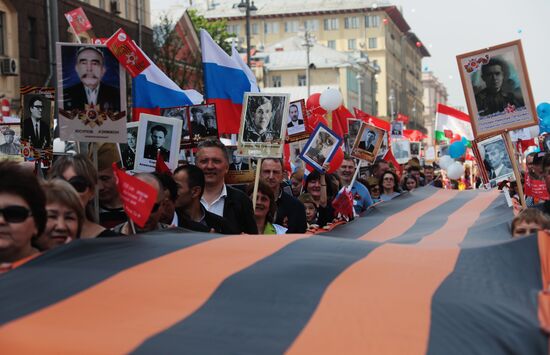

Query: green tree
left=187, top=9, right=232, bottom=54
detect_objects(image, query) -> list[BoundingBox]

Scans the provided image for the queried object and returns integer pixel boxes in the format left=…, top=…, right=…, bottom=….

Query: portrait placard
left=346, top=118, right=362, bottom=154
left=286, top=99, right=308, bottom=142
left=238, top=93, right=290, bottom=158
left=456, top=40, right=537, bottom=139
left=300, top=123, right=342, bottom=173
left=541, top=134, right=550, bottom=152
left=376, top=131, right=390, bottom=160
left=188, top=104, right=219, bottom=143
left=0, top=123, right=23, bottom=161
left=117, top=122, right=138, bottom=171
left=472, top=133, right=515, bottom=187
left=134, top=114, right=182, bottom=172
left=437, top=144, right=449, bottom=158
left=410, top=142, right=421, bottom=157
left=392, top=139, right=411, bottom=165
left=391, top=121, right=403, bottom=138
left=21, top=93, right=54, bottom=150
left=351, top=123, right=384, bottom=162
left=289, top=139, right=308, bottom=171
left=225, top=147, right=255, bottom=185
left=56, top=43, right=127, bottom=143
left=160, top=106, right=192, bottom=147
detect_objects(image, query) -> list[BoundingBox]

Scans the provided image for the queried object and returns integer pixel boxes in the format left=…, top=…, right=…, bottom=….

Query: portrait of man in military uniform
left=143, top=124, right=171, bottom=161
left=0, top=126, right=21, bottom=156
left=242, top=95, right=286, bottom=143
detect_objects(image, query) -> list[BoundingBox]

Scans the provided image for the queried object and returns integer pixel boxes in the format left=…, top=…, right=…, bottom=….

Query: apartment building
left=422, top=71, right=448, bottom=143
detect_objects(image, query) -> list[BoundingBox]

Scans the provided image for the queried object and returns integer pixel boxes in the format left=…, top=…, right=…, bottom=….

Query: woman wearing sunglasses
left=33, top=179, right=85, bottom=251
left=50, top=154, right=119, bottom=238
left=0, top=161, right=47, bottom=272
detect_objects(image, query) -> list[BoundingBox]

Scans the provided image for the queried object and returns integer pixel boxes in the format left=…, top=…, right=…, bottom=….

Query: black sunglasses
left=67, top=176, right=90, bottom=193
left=0, top=205, right=32, bottom=223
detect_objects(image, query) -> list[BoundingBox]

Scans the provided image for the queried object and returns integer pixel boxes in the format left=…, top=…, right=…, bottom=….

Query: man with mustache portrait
left=63, top=46, right=120, bottom=112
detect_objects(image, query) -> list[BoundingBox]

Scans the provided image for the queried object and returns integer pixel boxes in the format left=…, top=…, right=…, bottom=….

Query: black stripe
left=0, top=229, right=224, bottom=325
left=388, top=189, right=477, bottom=244
left=427, top=233, right=546, bottom=354
left=132, top=236, right=380, bottom=355
left=321, top=185, right=440, bottom=239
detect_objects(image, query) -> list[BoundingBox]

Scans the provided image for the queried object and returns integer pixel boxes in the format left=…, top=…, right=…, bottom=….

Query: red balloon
left=305, top=114, right=328, bottom=133
left=326, top=147, right=344, bottom=174
left=450, top=133, right=462, bottom=143
left=306, top=93, right=327, bottom=116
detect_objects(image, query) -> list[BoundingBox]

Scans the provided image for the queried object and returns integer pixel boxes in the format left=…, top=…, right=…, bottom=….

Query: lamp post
left=388, top=88, right=396, bottom=122
left=302, top=29, right=314, bottom=97
left=356, top=74, right=363, bottom=111
left=238, top=0, right=258, bottom=68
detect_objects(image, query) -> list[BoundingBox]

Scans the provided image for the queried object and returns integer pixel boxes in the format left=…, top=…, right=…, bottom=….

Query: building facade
left=0, top=0, right=153, bottom=113
left=422, top=71, right=448, bottom=143
left=194, top=0, right=428, bottom=123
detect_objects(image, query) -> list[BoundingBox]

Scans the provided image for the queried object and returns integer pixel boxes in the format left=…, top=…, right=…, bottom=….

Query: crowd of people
left=1, top=138, right=549, bottom=273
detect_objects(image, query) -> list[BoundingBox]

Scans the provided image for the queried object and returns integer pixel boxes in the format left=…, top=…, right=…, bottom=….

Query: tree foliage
left=187, top=9, right=232, bottom=54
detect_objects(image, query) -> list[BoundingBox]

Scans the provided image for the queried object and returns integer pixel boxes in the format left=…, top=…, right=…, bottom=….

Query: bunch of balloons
left=438, top=155, right=465, bottom=180
left=537, top=102, right=550, bottom=134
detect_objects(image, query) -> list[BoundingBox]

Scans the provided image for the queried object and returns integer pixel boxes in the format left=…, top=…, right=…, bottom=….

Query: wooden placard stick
left=252, top=158, right=262, bottom=211
left=504, top=131, right=526, bottom=208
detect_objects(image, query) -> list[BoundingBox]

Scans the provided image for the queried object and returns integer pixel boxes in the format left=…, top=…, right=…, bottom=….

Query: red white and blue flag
left=200, top=29, right=259, bottom=134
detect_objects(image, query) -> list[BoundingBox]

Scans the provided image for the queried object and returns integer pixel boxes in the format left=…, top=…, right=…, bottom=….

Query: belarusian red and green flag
left=435, top=104, right=474, bottom=143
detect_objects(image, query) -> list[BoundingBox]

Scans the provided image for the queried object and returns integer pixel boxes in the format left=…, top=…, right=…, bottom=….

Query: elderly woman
left=379, top=170, right=401, bottom=201
left=49, top=154, right=119, bottom=238
left=247, top=181, right=287, bottom=235
left=34, top=179, right=85, bottom=251
left=0, top=161, right=46, bottom=272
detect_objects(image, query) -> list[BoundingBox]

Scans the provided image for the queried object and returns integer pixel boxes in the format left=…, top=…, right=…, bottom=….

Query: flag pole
left=252, top=158, right=262, bottom=211
left=504, top=131, right=526, bottom=208
left=350, top=159, right=362, bottom=188
left=92, top=143, right=100, bottom=222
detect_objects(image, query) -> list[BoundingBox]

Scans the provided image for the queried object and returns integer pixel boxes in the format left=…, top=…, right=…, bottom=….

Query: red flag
left=331, top=105, right=354, bottom=137
left=354, top=108, right=391, bottom=131
left=396, top=113, right=409, bottom=124
left=524, top=171, right=550, bottom=202
left=384, top=150, right=403, bottom=177
left=64, top=7, right=92, bottom=35
left=403, top=129, right=426, bottom=142
left=105, top=28, right=151, bottom=78
left=112, top=163, right=158, bottom=228
left=331, top=187, right=354, bottom=220
left=283, top=143, right=291, bottom=175
left=155, top=150, right=172, bottom=175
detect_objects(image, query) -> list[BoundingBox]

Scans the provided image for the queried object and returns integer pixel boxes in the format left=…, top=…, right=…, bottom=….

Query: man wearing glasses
left=22, top=96, right=50, bottom=148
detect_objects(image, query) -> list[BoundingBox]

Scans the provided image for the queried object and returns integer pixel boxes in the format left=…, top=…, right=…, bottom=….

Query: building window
left=99, top=0, right=105, bottom=9
left=125, top=0, right=129, bottom=18
left=323, top=18, right=339, bottom=31
left=368, top=37, right=378, bottom=49
left=365, top=15, right=380, bottom=28
left=344, top=16, right=359, bottom=29
left=348, top=39, right=356, bottom=50
left=298, top=75, right=307, bottom=87
left=304, top=19, right=319, bottom=31
left=251, top=23, right=259, bottom=35
left=264, top=22, right=279, bottom=34
left=28, top=17, right=37, bottom=59
left=227, top=24, right=241, bottom=36
left=0, top=12, right=5, bottom=55
left=285, top=20, right=299, bottom=33
left=327, top=40, right=336, bottom=49
left=272, top=75, right=281, bottom=87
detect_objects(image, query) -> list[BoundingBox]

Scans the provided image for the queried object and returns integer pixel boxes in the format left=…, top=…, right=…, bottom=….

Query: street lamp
left=388, top=88, right=396, bottom=122
left=356, top=74, right=363, bottom=111
left=238, top=0, right=258, bottom=68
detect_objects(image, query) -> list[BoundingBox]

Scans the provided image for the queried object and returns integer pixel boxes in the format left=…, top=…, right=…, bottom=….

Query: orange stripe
left=537, top=231, right=550, bottom=335
left=0, top=235, right=304, bottom=354
left=286, top=190, right=499, bottom=355
left=360, top=189, right=459, bottom=242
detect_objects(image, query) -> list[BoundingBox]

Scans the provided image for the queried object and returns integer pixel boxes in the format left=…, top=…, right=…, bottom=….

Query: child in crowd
left=511, top=208, right=550, bottom=237
left=299, top=193, right=319, bottom=228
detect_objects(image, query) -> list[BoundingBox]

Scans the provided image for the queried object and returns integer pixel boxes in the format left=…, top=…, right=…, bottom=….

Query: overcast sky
left=150, top=0, right=550, bottom=109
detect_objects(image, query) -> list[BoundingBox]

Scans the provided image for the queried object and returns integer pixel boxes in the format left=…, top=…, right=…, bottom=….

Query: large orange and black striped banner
left=0, top=186, right=548, bottom=354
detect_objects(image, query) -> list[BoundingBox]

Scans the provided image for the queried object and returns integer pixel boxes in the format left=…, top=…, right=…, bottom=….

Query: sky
left=150, top=0, right=550, bottom=109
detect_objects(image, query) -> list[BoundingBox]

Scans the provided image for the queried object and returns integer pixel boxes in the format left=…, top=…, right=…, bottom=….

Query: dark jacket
left=177, top=208, right=238, bottom=234
left=63, top=82, right=121, bottom=112
left=22, top=118, right=50, bottom=149
left=275, top=190, right=307, bottom=233
left=223, top=185, right=258, bottom=234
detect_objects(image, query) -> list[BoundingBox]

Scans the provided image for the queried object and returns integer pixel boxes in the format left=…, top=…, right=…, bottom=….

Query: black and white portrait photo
left=161, top=106, right=191, bottom=143
left=391, top=121, right=403, bottom=138
left=287, top=100, right=306, bottom=136
left=346, top=119, right=362, bottom=154
left=300, top=124, right=342, bottom=172
left=189, top=104, right=218, bottom=142
left=229, top=149, right=250, bottom=171
left=351, top=123, right=384, bottom=162
left=410, top=142, right=421, bottom=157
left=56, top=43, right=126, bottom=143
left=21, top=94, right=52, bottom=149
left=238, top=93, right=290, bottom=158
left=543, top=134, right=550, bottom=152
left=0, top=124, right=22, bottom=159
left=478, top=135, right=514, bottom=182
left=392, top=139, right=411, bottom=164
left=134, top=114, right=182, bottom=172
left=117, top=122, right=138, bottom=170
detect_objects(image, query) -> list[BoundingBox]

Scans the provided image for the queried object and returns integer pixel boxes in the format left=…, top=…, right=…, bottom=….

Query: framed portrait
left=376, top=131, right=390, bottom=160
left=161, top=106, right=192, bottom=147
left=286, top=99, right=308, bottom=142
left=117, top=122, right=138, bottom=171
left=456, top=40, right=537, bottom=139
left=20, top=93, right=54, bottom=150
left=410, top=142, right=421, bottom=157
left=437, top=144, right=449, bottom=158
left=134, top=114, right=182, bottom=172
left=289, top=139, right=308, bottom=171
left=391, top=121, right=403, bottom=138
left=188, top=103, right=218, bottom=143
left=351, top=123, right=384, bottom=162
left=472, top=133, right=515, bottom=187
left=392, top=139, right=411, bottom=165
left=0, top=123, right=23, bottom=161
left=56, top=43, right=127, bottom=143
left=225, top=147, right=255, bottom=185
left=346, top=119, right=363, bottom=154
left=300, top=123, right=342, bottom=173
left=238, top=92, right=290, bottom=158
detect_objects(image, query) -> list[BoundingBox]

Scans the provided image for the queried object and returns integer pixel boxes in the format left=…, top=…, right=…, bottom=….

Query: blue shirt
left=350, top=181, right=373, bottom=214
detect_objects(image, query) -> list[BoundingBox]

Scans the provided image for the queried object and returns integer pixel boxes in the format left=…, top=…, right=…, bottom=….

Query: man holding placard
left=337, top=156, right=373, bottom=214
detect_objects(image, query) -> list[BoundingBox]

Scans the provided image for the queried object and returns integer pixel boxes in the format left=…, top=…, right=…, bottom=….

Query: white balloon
left=438, top=155, right=454, bottom=170
left=319, top=88, right=343, bottom=111
left=447, top=161, right=465, bottom=180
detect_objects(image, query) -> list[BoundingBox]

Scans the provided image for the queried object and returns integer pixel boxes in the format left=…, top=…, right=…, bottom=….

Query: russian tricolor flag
left=200, top=29, right=259, bottom=134
left=132, top=47, right=203, bottom=121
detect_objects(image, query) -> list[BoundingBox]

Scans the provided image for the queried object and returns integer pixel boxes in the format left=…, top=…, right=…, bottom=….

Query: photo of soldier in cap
left=0, top=126, right=21, bottom=156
